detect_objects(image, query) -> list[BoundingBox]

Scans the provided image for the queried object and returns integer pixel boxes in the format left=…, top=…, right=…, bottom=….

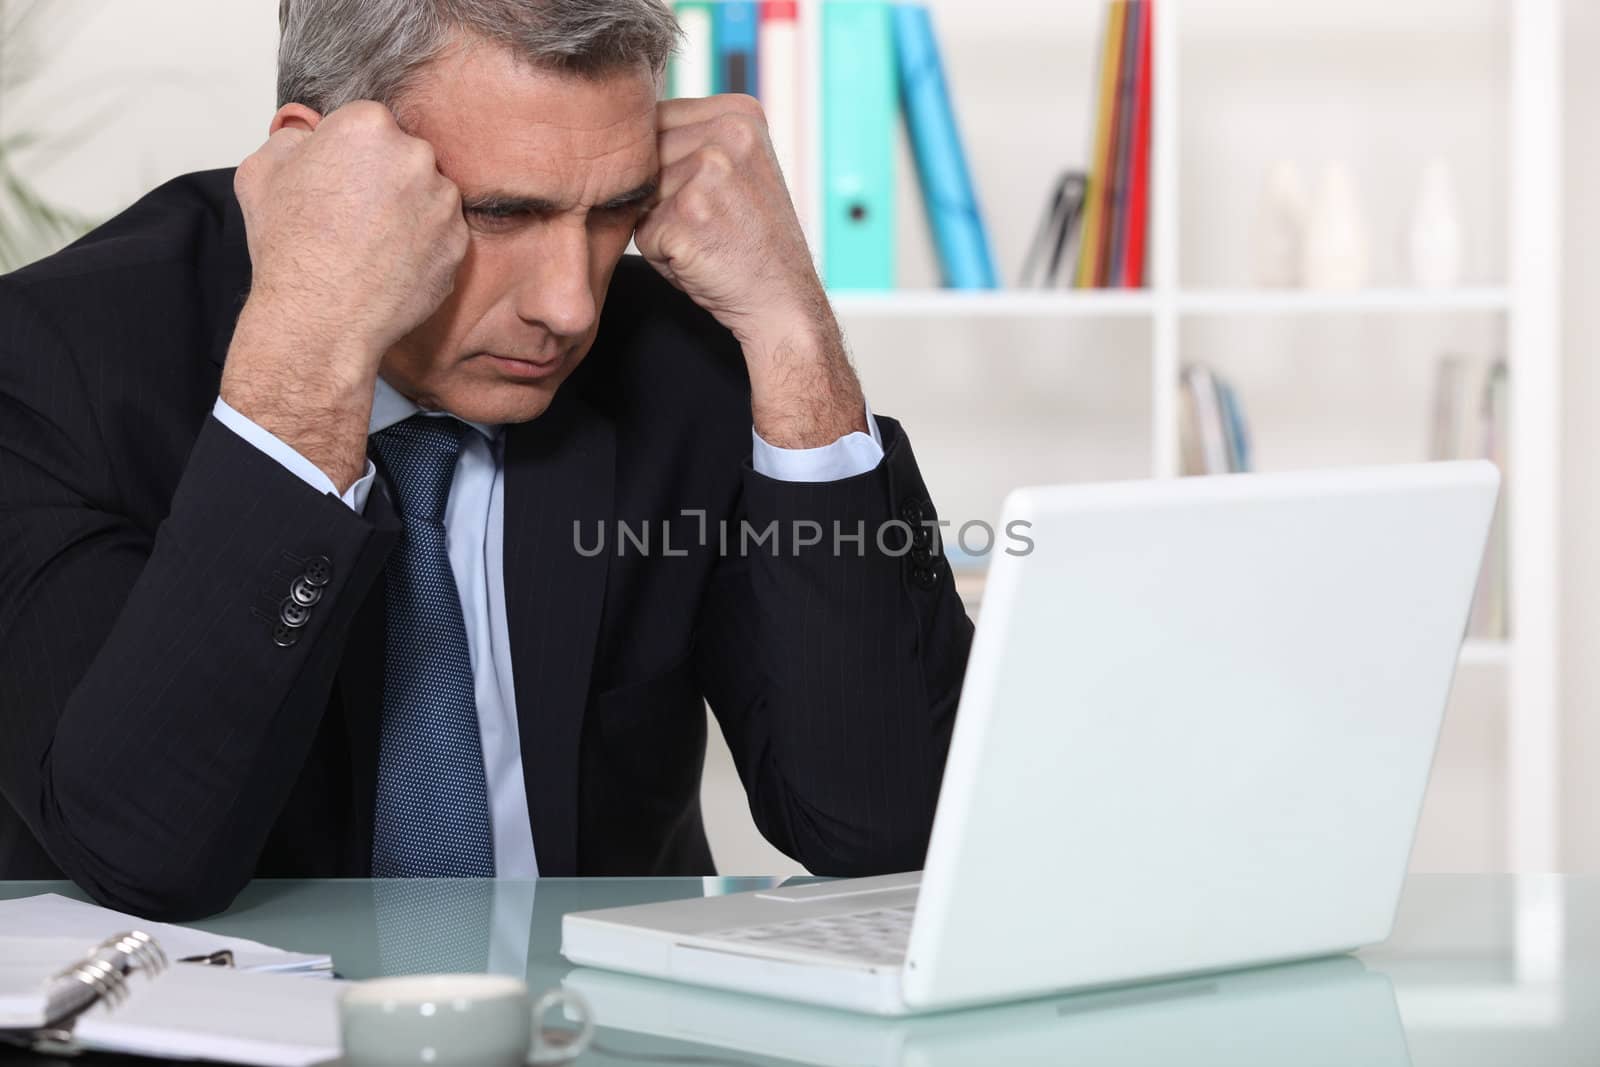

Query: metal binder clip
left=21, top=930, right=170, bottom=1056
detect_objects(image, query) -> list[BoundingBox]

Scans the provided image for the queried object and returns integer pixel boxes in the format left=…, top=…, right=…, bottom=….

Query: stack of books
left=669, top=1, right=802, bottom=225
left=1179, top=365, right=1253, bottom=476
left=1074, top=0, right=1154, bottom=289
left=667, top=1, right=997, bottom=292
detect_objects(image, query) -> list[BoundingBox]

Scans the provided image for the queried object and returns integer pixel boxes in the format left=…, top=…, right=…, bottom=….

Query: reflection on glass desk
left=0, top=875, right=1595, bottom=1066
left=565, top=955, right=1406, bottom=1066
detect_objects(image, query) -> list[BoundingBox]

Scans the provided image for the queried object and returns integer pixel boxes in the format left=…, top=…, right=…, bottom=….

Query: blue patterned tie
left=370, top=414, right=495, bottom=877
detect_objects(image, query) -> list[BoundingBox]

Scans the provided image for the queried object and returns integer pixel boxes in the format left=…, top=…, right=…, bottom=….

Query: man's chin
left=437, top=381, right=560, bottom=428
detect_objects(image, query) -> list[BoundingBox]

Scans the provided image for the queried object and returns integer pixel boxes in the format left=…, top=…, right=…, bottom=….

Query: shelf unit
left=798, top=0, right=1563, bottom=881
left=830, top=287, right=1512, bottom=318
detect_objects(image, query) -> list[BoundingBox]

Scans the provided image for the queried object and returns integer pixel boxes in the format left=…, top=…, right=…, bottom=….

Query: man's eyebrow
left=461, top=179, right=659, bottom=216
left=596, top=178, right=659, bottom=211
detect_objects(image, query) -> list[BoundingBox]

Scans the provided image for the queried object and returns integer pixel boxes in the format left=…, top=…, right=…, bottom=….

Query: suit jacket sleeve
left=0, top=279, right=399, bottom=919
left=694, top=415, right=974, bottom=876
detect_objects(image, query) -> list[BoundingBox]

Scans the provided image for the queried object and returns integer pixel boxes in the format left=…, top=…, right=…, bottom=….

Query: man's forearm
left=18, top=419, right=397, bottom=919
left=711, top=416, right=974, bottom=876
left=219, top=298, right=378, bottom=494
left=743, top=305, right=870, bottom=450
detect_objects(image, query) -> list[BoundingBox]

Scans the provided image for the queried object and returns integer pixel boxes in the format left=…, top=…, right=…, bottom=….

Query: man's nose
left=513, top=219, right=597, bottom=340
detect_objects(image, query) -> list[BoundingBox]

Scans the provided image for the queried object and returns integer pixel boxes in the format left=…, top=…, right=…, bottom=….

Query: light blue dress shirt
left=212, top=380, right=884, bottom=877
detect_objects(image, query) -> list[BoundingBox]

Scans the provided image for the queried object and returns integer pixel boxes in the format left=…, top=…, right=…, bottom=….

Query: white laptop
left=561, top=462, right=1500, bottom=1016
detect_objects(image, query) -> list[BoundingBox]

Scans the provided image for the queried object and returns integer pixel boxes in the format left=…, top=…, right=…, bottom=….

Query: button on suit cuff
left=211, top=395, right=374, bottom=511
left=751, top=399, right=885, bottom=483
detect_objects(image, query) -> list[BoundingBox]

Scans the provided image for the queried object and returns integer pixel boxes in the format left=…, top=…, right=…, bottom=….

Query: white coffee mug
left=338, top=974, right=593, bottom=1066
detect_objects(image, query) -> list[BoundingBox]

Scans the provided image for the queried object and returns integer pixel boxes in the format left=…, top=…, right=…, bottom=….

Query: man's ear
left=269, top=103, right=323, bottom=135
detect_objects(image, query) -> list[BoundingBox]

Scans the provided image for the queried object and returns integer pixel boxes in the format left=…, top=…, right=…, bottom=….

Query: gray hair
left=277, top=0, right=680, bottom=112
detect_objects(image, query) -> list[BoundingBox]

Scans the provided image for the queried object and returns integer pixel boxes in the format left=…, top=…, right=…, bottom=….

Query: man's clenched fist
left=635, top=95, right=867, bottom=450
left=222, top=102, right=468, bottom=490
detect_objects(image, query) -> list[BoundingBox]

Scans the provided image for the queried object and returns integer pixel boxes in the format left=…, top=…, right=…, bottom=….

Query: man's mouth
left=479, top=351, right=563, bottom=380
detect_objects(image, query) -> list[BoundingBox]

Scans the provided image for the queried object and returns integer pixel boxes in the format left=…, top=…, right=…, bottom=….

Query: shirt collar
left=369, top=375, right=499, bottom=441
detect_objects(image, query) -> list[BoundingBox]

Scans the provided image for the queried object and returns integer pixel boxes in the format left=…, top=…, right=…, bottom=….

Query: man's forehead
left=399, top=36, right=658, bottom=160
left=431, top=118, right=657, bottom=202
left=399, top=45, right=658, bottom=207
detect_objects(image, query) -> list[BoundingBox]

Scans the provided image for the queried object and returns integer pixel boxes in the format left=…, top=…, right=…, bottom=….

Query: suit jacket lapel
left=502, top=391, right=615, bottom=876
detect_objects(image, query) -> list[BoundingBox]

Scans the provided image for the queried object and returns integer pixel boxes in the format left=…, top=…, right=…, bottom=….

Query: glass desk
left=2, top=875, right=1596, bottom=1065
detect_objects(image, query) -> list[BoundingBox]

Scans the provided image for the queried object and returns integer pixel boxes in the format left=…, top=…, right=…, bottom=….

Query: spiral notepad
left=0, top=931, right=168, bottom=1036
left=0, top=932, right=343, bottom=1065
left=0, top=894, right=342, bottom=1065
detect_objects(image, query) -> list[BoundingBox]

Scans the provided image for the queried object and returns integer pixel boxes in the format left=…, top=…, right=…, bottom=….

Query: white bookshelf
left=1175, top=288, right=1514, bottom=316
left=798, top=0, right=1563, bottom=882
left=829, top=290, right=1158, bottom=318
left=830, top=287, right=1512, bottom=318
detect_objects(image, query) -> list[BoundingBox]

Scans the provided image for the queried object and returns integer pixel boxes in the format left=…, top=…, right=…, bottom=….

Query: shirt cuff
left=211, top=396, right=375, bottom=512
left=750, top=399, right=886, bottom=483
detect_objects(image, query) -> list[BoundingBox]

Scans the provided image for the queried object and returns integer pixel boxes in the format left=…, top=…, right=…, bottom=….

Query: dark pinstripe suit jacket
left=0, top=170, right=973, bottom=919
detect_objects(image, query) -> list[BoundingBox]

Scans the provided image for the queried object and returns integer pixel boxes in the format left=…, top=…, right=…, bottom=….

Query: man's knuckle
left=697, top=145, right=733, bottom=177
left=719, top=114, right=760, bottom=154
left=678, top=187, right=714, bottom=223
left=346, top=103, right=394, bottom=140
left=404, top=152, right=432, bottom=180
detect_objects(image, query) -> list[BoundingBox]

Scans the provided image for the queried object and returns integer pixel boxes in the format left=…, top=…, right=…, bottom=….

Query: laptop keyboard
left=712, top=905, right=915, bottom=965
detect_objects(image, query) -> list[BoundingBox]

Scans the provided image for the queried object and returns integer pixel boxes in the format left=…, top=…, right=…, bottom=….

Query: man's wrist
left=220, top=299, right=378, bottom=493
left=231, top=293, right=385, bottom=383
left=744, top=309, right=869, bottom=450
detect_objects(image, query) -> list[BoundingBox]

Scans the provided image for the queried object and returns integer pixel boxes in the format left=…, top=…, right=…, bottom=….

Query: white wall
left=1, top=1, right=277, bottom=216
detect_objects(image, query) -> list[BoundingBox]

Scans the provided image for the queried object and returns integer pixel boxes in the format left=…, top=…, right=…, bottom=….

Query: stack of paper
left=0, top=893, right=332, bottom=975
left=0, top=894, right=341, bottom=1065
left=4, top=951, right=343, bottom=1065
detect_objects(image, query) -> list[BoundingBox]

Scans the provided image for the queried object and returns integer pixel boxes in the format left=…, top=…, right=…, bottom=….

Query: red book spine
left=1123, top=0, right=1155, bottom=288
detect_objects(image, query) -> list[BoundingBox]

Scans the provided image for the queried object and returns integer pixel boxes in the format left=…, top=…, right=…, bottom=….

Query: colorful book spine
left=1105, top=0, right=1144, bottom=287
left=1216, top=378, right=1252, bottom=472
left=1180, top=366, right=1252, bottom=475
left=893, top=3, right=997, bottom=289
left=669, top=2, right=717, bottom=98
left=760, top=2, right=805, bottom=229
left=1121, top=0, right=1155, bottom=287
left=717, top=1, right=761, bottom=97
left=822, top=0, right=897, bottom=290
left=1075, top=1, right=1127, bottom=288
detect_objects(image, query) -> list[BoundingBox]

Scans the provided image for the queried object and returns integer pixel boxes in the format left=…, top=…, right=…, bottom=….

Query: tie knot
left=372, top=414, right=471, bottom=522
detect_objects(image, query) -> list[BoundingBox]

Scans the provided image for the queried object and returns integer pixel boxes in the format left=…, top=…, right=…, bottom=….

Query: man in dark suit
left=0, top=0, right=971, bottom=920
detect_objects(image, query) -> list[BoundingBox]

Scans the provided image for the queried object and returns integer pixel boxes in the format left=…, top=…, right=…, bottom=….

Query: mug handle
left=528, top=987, right=594, bottom=1066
